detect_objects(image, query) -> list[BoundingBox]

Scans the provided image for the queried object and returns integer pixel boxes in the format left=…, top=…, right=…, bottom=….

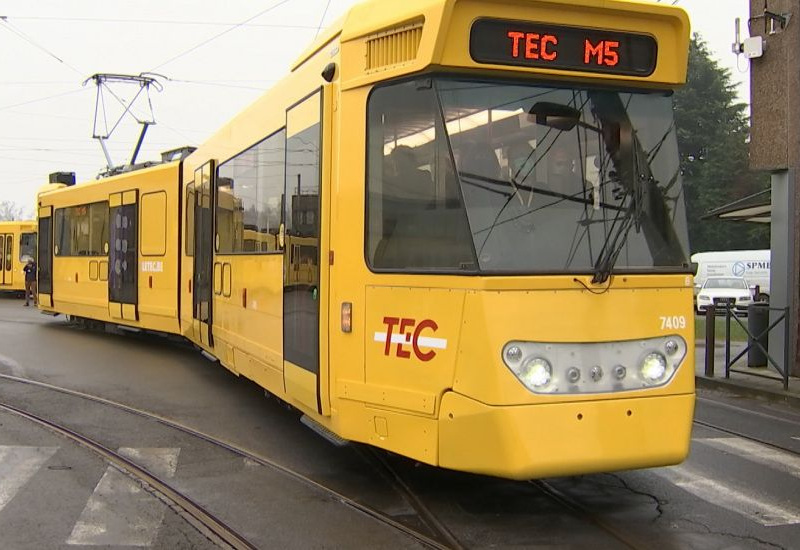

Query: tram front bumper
left=438, top=391, right=695, bottom=480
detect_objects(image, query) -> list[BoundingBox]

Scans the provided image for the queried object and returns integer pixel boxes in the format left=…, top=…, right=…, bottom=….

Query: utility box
left=48, top=172, right=76, bottom=185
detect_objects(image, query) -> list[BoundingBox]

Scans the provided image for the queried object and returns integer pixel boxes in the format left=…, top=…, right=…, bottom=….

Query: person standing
left=23, top=257, right=37, bottom=307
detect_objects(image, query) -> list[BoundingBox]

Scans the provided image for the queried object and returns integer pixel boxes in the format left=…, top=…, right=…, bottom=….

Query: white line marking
left=792, top=437, right=800, bottom=442
left=0, top=446, right=58, bottom=512
left=67, top=448, right=180, bottom=547
left=658, top=465, right=800, bottom=526
left=700, top=437, right=800, bottom=478
left=0, top=353, right=26, bottom=377
left=374, top=332, right=447, bottom=350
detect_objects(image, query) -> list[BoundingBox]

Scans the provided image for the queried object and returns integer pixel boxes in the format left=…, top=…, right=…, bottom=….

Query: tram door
left=108, top=191, right=139, bottom=321
left=282, top=90, right=327, bottom=414
left=192, top=162, right=215, bottom=347
left=0, top=232, right=10, bottom=286
left=38, top=207, right=53, bottom=306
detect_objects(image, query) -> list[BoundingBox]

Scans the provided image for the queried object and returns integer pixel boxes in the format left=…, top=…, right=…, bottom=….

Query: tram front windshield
left=366, top=78, right=690, bottom=275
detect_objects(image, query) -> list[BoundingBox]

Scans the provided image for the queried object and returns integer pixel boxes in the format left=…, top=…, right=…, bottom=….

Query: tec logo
left=374, top=317, right=448, bottom=362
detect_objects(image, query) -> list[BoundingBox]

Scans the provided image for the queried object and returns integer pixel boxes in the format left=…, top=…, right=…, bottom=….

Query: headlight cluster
left=502, top=336, right=686, bottom=395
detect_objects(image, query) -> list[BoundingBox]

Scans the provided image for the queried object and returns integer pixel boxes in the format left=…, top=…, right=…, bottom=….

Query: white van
left=690, top=250, right=770, bottom=300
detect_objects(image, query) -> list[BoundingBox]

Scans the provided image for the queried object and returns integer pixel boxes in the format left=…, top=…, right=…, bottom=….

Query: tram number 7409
left=660, top=316, right=688, bottom=330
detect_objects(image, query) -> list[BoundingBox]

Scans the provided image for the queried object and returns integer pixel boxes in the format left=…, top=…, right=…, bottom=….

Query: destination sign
left=469, top=19, right=658, bottom=77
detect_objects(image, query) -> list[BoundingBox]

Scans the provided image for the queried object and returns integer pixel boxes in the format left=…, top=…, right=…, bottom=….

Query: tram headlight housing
left=501, top=335, right=686, bottom=395
left=513, top=357, right=553, bottom=392
left=640, top=352, right=668, bottom=384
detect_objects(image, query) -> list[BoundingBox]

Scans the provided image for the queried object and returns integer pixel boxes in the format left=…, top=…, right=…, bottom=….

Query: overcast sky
left=0, top=0, right=749, bottom=215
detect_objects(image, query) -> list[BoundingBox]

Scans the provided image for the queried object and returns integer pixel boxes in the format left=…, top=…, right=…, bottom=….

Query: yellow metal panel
left=337, top=0, right=689, bottom=90
left=333, top=398, right=438, bottom=464
left=230, top=347, right=284, bottom=398
left=99, top=261, right=108, bottom=282
left=122, top=303, right=137, bottom=321
left=284, top=362, right=318, bottom=413
left=438, top=391, right=694, bottom=479
left=453, top=284, right=695, bottom=406
left=140, top=191, right=166, bottom=256
left=364, top=286, right=465, bottom=412
left=109, top=193, right=122, bottom=208
left=336, top=379, right=435, bottom=415
left=38, top=206, right=51, bottom=218
left=122, top=190, right=137, bottom=205
left=109, top=302, right=122, bottom=319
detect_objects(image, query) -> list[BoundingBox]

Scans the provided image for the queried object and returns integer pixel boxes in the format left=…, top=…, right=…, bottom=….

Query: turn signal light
left=341, top=302, right=352, bottom=333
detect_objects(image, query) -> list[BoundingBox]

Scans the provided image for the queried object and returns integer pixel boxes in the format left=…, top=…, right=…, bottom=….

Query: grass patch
left=695, top=314, right=750, bottom=342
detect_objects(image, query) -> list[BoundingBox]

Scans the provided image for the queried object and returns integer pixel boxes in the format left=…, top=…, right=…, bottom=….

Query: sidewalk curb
left=695, top=375, right=800, bottom=409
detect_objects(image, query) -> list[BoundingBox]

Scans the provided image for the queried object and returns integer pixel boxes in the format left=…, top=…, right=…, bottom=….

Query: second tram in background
left=0, top=220, right=37, bottom=295
left=38, top=0, right=696, bottom=479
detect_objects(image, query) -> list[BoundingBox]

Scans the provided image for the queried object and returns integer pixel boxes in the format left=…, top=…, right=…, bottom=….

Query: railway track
left=695, top=395, right=800, bottom=458
left=357, top=447, right=466, bottom=550
left=0, top=373, right=452, bottom=550
left=0, top=400, right=255, bottom=550
left=9, top=371, right=744, bottom=550
left=529, top=479, right=648, bottom=550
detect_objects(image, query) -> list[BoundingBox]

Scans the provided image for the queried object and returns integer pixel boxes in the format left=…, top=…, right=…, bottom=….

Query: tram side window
left=54, top=202, right=109, bottom=256
left=19, top=232, right=36, bottom=262
left=366, top=81, right=475, bottom=271
left=217, top=129, right=286, bottom=254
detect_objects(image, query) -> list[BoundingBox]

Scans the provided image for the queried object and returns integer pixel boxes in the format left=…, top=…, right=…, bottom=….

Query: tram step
left=300, top=415, right=348, bottom=447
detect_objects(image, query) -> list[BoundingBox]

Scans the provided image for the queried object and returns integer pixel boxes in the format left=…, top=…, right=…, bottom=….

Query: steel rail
left=696, top=395, right=800, bottom=426
left=530, top=479, right=647, bottom=550
left=0, top=373, right=449, bottom=550
left=692, top=418, right=800, bottom=458
left=359, top=447, right=465, bottom=550
left=0, top=400, right=256, bottom=550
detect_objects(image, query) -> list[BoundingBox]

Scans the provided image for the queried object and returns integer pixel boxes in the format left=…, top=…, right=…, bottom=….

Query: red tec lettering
left=380, top=317, right=445, bottom=362
left=507, top=31, right=558, bottom=61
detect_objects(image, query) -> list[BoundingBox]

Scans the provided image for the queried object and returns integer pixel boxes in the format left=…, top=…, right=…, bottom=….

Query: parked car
left=695, top=277, right=754, bottom=315
left=691, top=250, right=770, bottom=301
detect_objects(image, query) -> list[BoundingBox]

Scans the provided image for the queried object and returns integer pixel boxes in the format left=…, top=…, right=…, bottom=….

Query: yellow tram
left=0, top=221, right=37, bottom=294
left=39, top=0, right=695, bottom=479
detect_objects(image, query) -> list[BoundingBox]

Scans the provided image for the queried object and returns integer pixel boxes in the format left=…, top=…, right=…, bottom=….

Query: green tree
left=674, top=35, right=769, bottom=252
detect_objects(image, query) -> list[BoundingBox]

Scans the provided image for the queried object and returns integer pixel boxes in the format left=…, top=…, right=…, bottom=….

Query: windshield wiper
left=588, top=91, right=687, bottom=284
left=591, top=179, right=642, bottom=284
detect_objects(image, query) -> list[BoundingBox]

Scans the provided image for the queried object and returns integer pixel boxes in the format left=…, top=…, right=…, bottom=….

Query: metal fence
left=703, top=300, right=791, bottom=391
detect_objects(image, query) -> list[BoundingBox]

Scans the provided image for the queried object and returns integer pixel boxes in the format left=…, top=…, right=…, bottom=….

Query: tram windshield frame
left=365, top=76, right=691, bottom=277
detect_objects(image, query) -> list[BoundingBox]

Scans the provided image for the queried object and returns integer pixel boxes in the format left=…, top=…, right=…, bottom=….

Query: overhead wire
left=315, top=0, right=333, bottom=39
left=0, top=17, right=84, bottom=76
left=149, top=0, right=295, bottom=72
left=163, top=78, right=274, bottom=91
left=0, top=88, right=88, bottom=112
left=6, top=16, right=320, bottom=29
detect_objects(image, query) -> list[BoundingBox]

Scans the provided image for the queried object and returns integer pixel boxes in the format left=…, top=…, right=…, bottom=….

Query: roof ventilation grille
left=366, top=21, right=423, bottom=72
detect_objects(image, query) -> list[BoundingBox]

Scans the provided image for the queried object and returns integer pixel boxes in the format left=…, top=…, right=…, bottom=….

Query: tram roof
left=292, top=0, right=689, bottom=72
